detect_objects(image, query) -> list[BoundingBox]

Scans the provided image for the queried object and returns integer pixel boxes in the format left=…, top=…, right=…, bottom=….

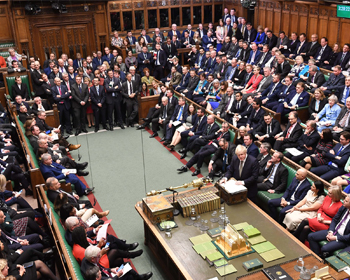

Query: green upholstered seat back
left=0, top=43, right=14, bottom=48
left=0, top=52, right=9, bottom=59
left=17, top=117, right=39, bottom=168
left=6, top=75, right=30, bottom=100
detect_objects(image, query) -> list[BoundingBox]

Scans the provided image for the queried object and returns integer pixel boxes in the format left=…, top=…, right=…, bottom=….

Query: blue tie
left=199, top=55, right=203, bottom=65
left=343, top=87, right=350, bottom=104
left=328, top=146, right=344, bottom=166
left=222, top=151, right=228, bottom=171
left=176, top=106, right=183, bottom=121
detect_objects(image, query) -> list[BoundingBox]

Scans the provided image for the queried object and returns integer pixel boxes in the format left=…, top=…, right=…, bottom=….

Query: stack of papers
left=252, top=241, right=276, bottom=254
left=216, top=264, right=237, bottom=276
left=260, top=249, right=285, bottom=262
left=223, top=181, right=247, bottom=194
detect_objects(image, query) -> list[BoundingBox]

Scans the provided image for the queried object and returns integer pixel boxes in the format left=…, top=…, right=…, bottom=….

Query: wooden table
left=135, top=188, right=347, bottom=280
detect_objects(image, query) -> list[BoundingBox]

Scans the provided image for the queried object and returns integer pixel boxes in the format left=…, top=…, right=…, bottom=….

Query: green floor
left=69, top=126, right=208, bottom=279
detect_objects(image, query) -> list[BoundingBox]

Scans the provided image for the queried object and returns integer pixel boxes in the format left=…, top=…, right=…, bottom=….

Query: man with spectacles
left=276, top=82, right=310, bottom=115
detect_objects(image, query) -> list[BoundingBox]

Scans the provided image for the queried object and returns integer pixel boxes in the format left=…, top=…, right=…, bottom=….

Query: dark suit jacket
left=314, top=45, right=332, bottom=64
left=104, top=77, right=122, bottom=104
left=181, top=37, right=195, bottom=48
left=257, top=153, right=271, bottom=175
left=122, top=80, right=139, bottom=102
left=177, top=72, right=190, bottom=89
left=293, top=41, right=308, bottom=57
left=191, top=115, right=207, bottom=135
left=329, top=206, right=350, bottom=243
left=261, top=82, right=284, bottom=102
left=11, top=83, right=29, bottom=100
left=247, top=108, right=265, bottom=129
left=137, top=52, right=153, bottom=72
left=275, top=61, right=292, bottom=79
left=306, top=71, right=326, bottom=88
left=266, top=34, right=278, bottom=50
left=168, top=30, right=181, bottom=40
left=334, top=52, right=350, bottom=70
left=241, top=72, right=254, bottom=87
left=170, top=104, right=188, bottom=123
left=36, top=117, right=53, bottom=131
left=282, top=177, right=311, bottom=205
left=262, top=163, right=289, bottom=193
left=52, top=84, right=71, bottom=110
left=196, top=28, right=207, bottom=38
left=285, top=90, right=310, bottom=108
left=186, top=76, right=200, bottom=92
left=157, top=103, right=174, bottom=123
left=325, top=143, right=350, bottom=169
left=337, top=85, right=350, bottom=104
left=305, top=42, right=321, bottom=59
left=36, top=79, right=54, bottom=99
left=90, top=85, right=106, bottom=110
left=48, top=71, right=62, bottom=81
left=282, top=122, right=303, bottom=145
left=245, top=142, right=259, bottom=158
left=256, top=52, right=272, bottom=68
left=277, top=84, right=296, bottom=103
left=247, top=50, right=261, bottom=65
left=47, top=189, right=79, bottom=209
left=255, top=119, right=282, bottom=140
left=211, top=142, right=236, bottom=165
left=31, top=69, right=44, bottom=93
left=71, top=83, right=89, bottom=109
left=162, top=42, right=178, bottom=59
left=238, top=47, right=251, bottom=62
left=228, top=99, right=247, bottom=115
left=285, top=39, right=299, bottom=55
left=225, top=154, right=259, bottom=201
left=296, top=130, right=321, bottom=154
left=334, top=106, right=350, bottom=131
left=92, top=57, right=104, bottom=70
left=154, top=49, right=167, bottom=67
left=322, top=73, right=345, bottom=94
left=308, top=97, right=327, bottom=116
left=199, top=122, right=220, bottom=139
left=244, top=28, right=257, bottom=43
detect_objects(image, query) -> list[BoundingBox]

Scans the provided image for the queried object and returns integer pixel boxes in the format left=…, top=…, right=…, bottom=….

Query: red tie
left=286, top=124, right=294, bottom=138
left=58, top=87, right=62, bottom=95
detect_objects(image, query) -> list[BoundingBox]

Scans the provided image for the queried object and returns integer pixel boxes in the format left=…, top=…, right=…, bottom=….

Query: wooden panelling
left=0, top=5, right=13, bottom=42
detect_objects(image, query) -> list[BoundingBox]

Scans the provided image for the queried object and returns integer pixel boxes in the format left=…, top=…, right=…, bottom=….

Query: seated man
left=254, top=113, right=282, bottom=147
left=273, top=111, right=303, bottom=152
left=284, top=120, right=320, bottom=163
left=177, top=122, right=230, bottom=175
left=220, top=145, right=259, bottom=202
left=267, top=168, right=311, bottom=224
left=149, top=96, right=174, bottom=139
left=7, top=60, right=26, bottom=74
left=178, top=115, right=219, bottom=159
left=40, top=153, right=93, bottom=197
left=256, top=142, right=272, bottom=173
left=246, top=98, right=265, bottom=132
left=207, top=138, right=236, bottom=179
left=81, top=246, right=152, bottom=280
left=308, top=195, right=350, bottom=258
left=18, top=104, right=34, bottom=124
left=11, top=76, right=29, bottom=100
left=215, top=87, right=235, bottom=121
left=31, top=96, right=51, bottom=114
left=266, top=75, right=295, bottom=111
left=227, top=91, right=247, bottom=124
left=276, top=82, right=310, bottom=115
left=243, top=133, right=259, bottom=158
left=316, top=65, right=345, bottom=96
left=332, top=97, right=350, bottom=141
left=257, top=151, right=288, bottom=193
left=179, top=69, right=199, bottom=100
left=236, top=95, right=254, bottom=128
left=311, top=131, right=350, bottom=181
left=259, top=74, right=283, bottom=106
left=14, top=95, right=29, bottom=112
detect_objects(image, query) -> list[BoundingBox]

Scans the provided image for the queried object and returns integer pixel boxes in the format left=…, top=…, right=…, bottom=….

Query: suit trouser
left=58, top=105, right=72, bottom=132
left=73, top=105, right=87, bottom=131
left=3, top=164, right=29, bottom=191
left=153, top=65, right=164, bottom=81
left=284, top=152, right=308, bottom=163
left=273, top=140, right=298, bottom=152
left=93, top=107, right=107, bottom=129
left=8, top=233, right=44, bottom=252
left=66, top=174, right=86, bottom=196
left=184, top=135, right=200, bottom=151
left=180, top=130, right=192, bottom=147
left=187, top=138, right=210, bottom=154
left=276, top=104, right=292, bottom=115
left=308, top=230, right=347, bottom=256
left=125, top=99, right=138, bottom=122
left=108, top=96, right=123, bottom=126
left=208, top=159, right=224, bottom=178
left=310, top=165, right=342, bottom=181
left=165, top=123, right=176, bottom=140
left=267, top=198, right=293, bottom=223
left=186, top=145, right=217, bottom=169
left=257, top=180, right=273, bottom=191
left=151, top=119, right=169, bottom=134
left=184, top=90, right=194, bottom=100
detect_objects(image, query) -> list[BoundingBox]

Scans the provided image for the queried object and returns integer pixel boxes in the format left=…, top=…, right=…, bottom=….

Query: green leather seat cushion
left=6, top=75, right=31, bottom=100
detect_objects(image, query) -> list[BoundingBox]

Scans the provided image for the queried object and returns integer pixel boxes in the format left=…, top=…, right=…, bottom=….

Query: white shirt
left=268, top=162, right=280, bottom=184
left=336, top=210, right=350, bottom=236
left=290, top=179, right=305, bottom=201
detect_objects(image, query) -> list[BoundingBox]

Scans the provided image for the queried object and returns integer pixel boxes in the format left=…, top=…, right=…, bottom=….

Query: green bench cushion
left=0, top=43, right=14, bottom=48
left=0, top=51, right=9, bottom=59
left=46, top=193, right=85, bottom=280
left=6, top=75, right=31, bottom=100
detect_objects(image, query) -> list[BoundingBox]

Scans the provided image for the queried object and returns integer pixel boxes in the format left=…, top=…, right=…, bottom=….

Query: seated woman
left=125, top=50, right=137, bottom=71
left=293, top=185, right=342, bottom=243
left=150, top=80, right=161, bottom=96
left=23, top=118, right=36, bottom=138
left=308, top=89, right=327, bottom=121
left=288, top=55, right=305, bottom=82
left=122, top=38, right=132, bottom=54
left=135, top=37, right=146, bottom=53
left=300, top=128, right=333, bottom=170
left=283, top=181, right=325, bottom=232
left=167, top=104, right=197, bottom=151
left=235, top=126, right=247, bottom=146
left=253, top=25, right=265, bottom=46
left=321, top=43, right=340, bottom=70
left=199, top=79, right=220, bottom=107
left=314, top=94, right=341, bottom=132
left=332, top=157, right=350, bottom=192
left=192, top=73, right=208, bottom=103
left=141, top=68, right=154, bottom=85
left=241, top=66, right=263, bottom=95
left=71, top=226, right=142, bottom=268
left=193, top=32, right=201, bottom=44
left=0, top=245, right=57, bottom=280
left=207, top=81, right=227, bottom=111
left=139, top=82, right=150, bottom=97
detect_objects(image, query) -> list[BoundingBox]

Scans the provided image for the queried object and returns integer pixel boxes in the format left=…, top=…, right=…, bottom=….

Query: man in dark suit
left=35, top=73, right=54, bottom=103
left=267, top=168, right=310, bottom=223
left=275, top=55, right=292, bottom=79
left=257, top=151, right=288, bottom=194
left=220, top=144, right=259, bottom=202
left=311, top=131, right=350, bottom=181
left=274, top=111, right=303, bottom=152
left=126, top=30, right=137, bottom=45
left=246, top=98, right=265, bottom=132
left=181, top=31, right=195, bottom=48
left=122, top=73, right=139, bottom=127
left=168, top=24, right=181, bottom=40
left=48, top=65, right=62, bottom=81
left=207, top=138, right=236, bottom=180
left=289, top=33, right=308, bottom=59
left=163, top=37, right=178, bottom=69
left=224, top=58, right=239, bottom=83
left=149, top=96, right=174, bottom=139
left=175, top=66, right=190, bottom=92
left=104, top=69, right=124, bottom=131
left=179, top=107, right=207, bottom=153
left=247, top=43, right=260, bottom=65
left=46, top=177, right=92, bottom=210
left=256, top=142, right=272, bottom=174
left=267, top=76, right=296, bottom=111
left=238, top=42, right=251, bottom=63
left=254, top=113, right=281, bottom=146
left=256, top=45, right=272, bottom=69
left=337, top=77, right=350, bottom=104
left=265, top=30, right=277, bottom=50
left=197, top=23, right=207, bottom=38
left=137, top=46, right=153, bottom=76
left=259, top=74, right=283, bottom=106
left=31, top=61, right=44, bottom=94
left=18, top=104, right=33, bottom=123
left=305, top=66, right=326, bottom=92
left=243, top=133, right=259, bottom=158
left=314, top=37, right=332, bottom=66
left=177, top=121, right=229, bottom=175
left=333, top=97, right=350, bottom=141
left=179, top=114, right=219, bottom=159
left=285, top=120, right=320, bottom=163
left=92, top=51, right=104, bottom=71
left=227, top=91, right=247, bottom=123
left=138, top=29, right=152, bottom=44
left=71, top=76, right=89, bottom=136
left=309, top=196, right=350, bottom=257
left=243, top=23, right=257, bottom=44
left=284, top=32, right=299, bottom=56
left=333, top=44, right=350, bottom=70
left=216, top=55, right=230, bottom=81
left=180, top=69, right=199, bottom=100
left=11, top=76, right=29, bottom=100
left=302, top=34, right=320, bottom=61
left=90, top=77, right=107, bottom=132
left=128, top=66, right=141, bottom=92
left=153, top=43, right=167, bottom=80
left=276, top=31, right=289, bottom=52
left=317, top=65, right=345, bottom=96
left=202, top=30, right=215, bottom=52
left=276, top=82, right=310, bottom=115
left=214, top=87, right=235, bottom=120
left=237, top=95, right=254, bottom=127
left=52, top=77, right=72, bottom=135
left=40, top=153, right=93, bottom=197
left=32, top=97, right=51, bottom=114
left=7, top=60, right=26, bottom=74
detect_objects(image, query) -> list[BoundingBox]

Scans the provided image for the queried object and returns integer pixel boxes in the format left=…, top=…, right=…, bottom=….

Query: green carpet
left=69, top=126, right=207, bottom=279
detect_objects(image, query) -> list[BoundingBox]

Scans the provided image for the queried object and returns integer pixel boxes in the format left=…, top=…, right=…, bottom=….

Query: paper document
left=223, top=180, right=247, bottom=194
left=51, top=133, right=59, bottom=140
left=96, top=222, right=110, bottom=241
left=86, top=214, right=99, bottom=227
left=62, top=169, right=77, bottom=174
left=111, top=263, right=133, bottom=277
left=172, top=121, right=181, bottom=126
left=285, top=148, right=304, bottom=156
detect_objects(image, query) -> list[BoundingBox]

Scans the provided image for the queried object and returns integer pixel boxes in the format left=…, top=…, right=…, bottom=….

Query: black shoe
left=149, top=133, right=158, bottom=138
left=77, top=170, right=89, bottom=176
left=128, top=242, right=139, bottom=251
left=177, top=166, right=188, bottom=172
left=75, top=131, right=80, bottom=136
left=137, top=125, right=145, bottom=130
left=63, top=135, right=69, bottom=140
left=160, top=137, right=165, bottom=142
left=66, top=131, right=73, bottom=135
left=179, top=148, right=186, bottom=153
left=214, top=171, right=223, bottom=177
left=126, top=119, right=130, bottom=127
left=180, top=153, right=187, bottom=159
left=139, top=272, right=153, bottom=280
left=168, top=145, right=175, bottom=151
left=103, top=126, right=108, bottom=130
left=142, top=118, right=149, bottom=122
left=94, top=129, right=99, bottom=133
left=82, top=129, right=88, bottom=133
left=85, top=187, right=95, bottom=195
left=109, top=126, right=114, bottom=131
left=192, top=169, right=201, bottom=176
left=114, top=122, right=118, bottom=127
left=119, top=123, right=125, bottom=129
left=130, top=249, right=143, bottom=258
left=130, top=123, right=134, bottom=127
left=78, top=162, right=88, bottom=170
left=25, top=188, right=33, bottom=196
left=163, top=140, right=170, bottom=146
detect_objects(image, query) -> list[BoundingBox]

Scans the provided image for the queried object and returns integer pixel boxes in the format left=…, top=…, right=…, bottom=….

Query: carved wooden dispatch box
left=142, top=195, right=174, bottom=224
left=215, top=183, right=247, bottom=205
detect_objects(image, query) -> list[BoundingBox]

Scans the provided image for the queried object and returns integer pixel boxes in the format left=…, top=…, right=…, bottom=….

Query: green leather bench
left=0, top=43, right=14, bottom=48
left=0, top=51, right=9, bottom=59
left=6, top=75, right=32, bottom=100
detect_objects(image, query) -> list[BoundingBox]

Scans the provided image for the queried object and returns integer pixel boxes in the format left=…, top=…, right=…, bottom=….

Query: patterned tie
left=334, top=210, right=350, bottom=235
left=239, top=161, right=244, bottom=177
left=263, top=164, right=275, bottom=183
left=339, top=110, right=350, bottom=128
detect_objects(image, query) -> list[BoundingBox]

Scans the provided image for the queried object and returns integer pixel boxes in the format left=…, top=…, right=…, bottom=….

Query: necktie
left=206, top=124, right=211, bottom=135
left=241, top=25, right=245, bottom=35
left=129, top=82, right=132, bottom=95
left=339, top=111, right=350, bottom=128
left=58, top=189, right=77, bottom=203
left=334, top=210, right=350, bottom=235
left=235, top=49, right=241, bottom=58
left=195, top=118, right=201, bottom=131
left=259, top=53, right=266, bottom=65
left=176, top=106, right=184, bottom=121
left=291, top=181, right=302, bottom=200
left=99, top=59, right=101, bottom=64
left=286, top=124, right=294, bottom=138
left=341, top=53, right=346, bottom=63
left=163, top=105, right=167, bottom=118
left=263, top=164, right=275, bottom=183
left=224, top=97, right=231, bottom=110
left=156, top=51, right=160, bottom=65
left=236, top=101, right=240, bottom=110
left=317, top=47, right=324, bottom=60
left=222, top=150, right=228, bottom=171
left=144, top=53, right=147, bottom=60
left=342, top=87, right=350, bottom=104
left=239, top=161, right=244, bottom=177
left=297, top=42, right=303, bottom=54
left=2, top=232, right=19, bottom=244
left=98, top=263, right=112, bottom=277
left=267, top=124, right=271, bottom=134
left=79, top=84, right=82, bottom=93
left=58, top=87, right=62, bottom=95
left=229, top=67, right=235, bottom=80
